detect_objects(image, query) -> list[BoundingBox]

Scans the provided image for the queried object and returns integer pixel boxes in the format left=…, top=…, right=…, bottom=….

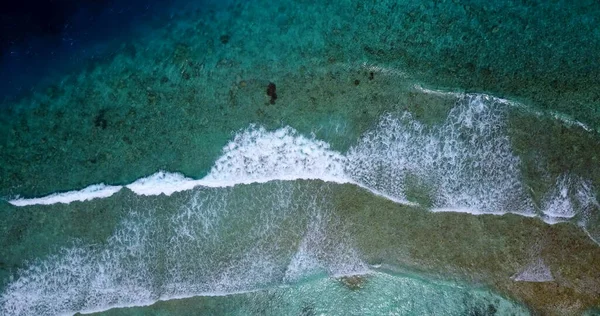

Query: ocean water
left=1, top=0, right=599, bottom=315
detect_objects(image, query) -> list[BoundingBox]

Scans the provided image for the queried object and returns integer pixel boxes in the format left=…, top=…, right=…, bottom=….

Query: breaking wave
left=9, top=93, right=597, bottom=230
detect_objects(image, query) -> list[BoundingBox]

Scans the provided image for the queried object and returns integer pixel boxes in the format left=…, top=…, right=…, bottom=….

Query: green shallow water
left=1, top=0, right=600, bottom=315
left=1, top=181, right=599, bottom=314
left=87, top=271, right=529, bottom=316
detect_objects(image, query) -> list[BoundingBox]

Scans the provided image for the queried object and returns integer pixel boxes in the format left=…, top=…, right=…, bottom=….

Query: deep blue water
left=0, top=0, right=220, bottom=101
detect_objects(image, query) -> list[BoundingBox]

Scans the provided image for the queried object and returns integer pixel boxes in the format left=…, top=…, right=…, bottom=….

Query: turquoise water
left=92, top=271, right=530, bottom=316
left=1, top=0, right=600, bottom=315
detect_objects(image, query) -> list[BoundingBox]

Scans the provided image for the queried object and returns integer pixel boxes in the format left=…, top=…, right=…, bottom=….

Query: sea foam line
left=8, top=184, right=123, bottom=207
left=7, top=124, right=416, bottom=207
left=6, top=92, right=598, bottom=231
left=7, top=172, right=416, bottom=208
left=414, top=84, right=597, bottom=133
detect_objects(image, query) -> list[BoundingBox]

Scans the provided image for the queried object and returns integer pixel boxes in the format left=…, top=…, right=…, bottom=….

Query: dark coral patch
left=266, top=82, right=277, bottom=104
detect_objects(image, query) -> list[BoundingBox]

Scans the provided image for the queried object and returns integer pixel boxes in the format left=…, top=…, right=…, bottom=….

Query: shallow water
left=89, top=271, right=531, bottom=316
left=1, top=0, right=599, bottom=315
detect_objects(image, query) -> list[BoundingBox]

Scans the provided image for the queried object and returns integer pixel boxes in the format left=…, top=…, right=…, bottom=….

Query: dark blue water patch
left=0, top=0, right=226, bottom=103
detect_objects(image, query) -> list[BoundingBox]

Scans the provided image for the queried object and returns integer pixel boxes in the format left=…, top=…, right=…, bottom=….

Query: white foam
left=1, top=182, right=369, bottom=315
left=203, top=125, right=349, bottom=184
left=284, top=217, right=328, bottom=282
left=541, top=175, right=577, bottom=220
left=413, top=85, right=465, bottom=99
left=6, top=93, right=597, bottom=234
left=347, top=95, right=535, bottom=216
left=415, top=84, right=596, bottom=134
left=7, top=184, right=122, bottom=206
left=284, top=212, right=369, bottom=283
left=7, top=126, right=351, bottom=206
left=126, top=171, right=201, bottom=196
left=4, top=91, right=600, bottom=314
left=511, top=258, right=554, bottom=282
left=542, top=174, right=600, bottom=225
left=431, top=207, right=507, bottom=216
left=576, top=179, right=600, bottom=246
left=548, top=111, right=594, bottom=133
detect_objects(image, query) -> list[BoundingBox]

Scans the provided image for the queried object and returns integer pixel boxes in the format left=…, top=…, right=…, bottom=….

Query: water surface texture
left=1, top=1, right=599, bottom=315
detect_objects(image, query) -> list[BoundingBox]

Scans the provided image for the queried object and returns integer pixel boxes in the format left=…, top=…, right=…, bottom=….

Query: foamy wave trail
left=126, top=125, right=353, bottom=196
left=8, top=184, right=122, bottom=206
left=347, top=94, right=535, bottom=216
left=202, top=125, right=349, bottom=185
left=283, top=212, right=369, bottom=282
left=537, top=173, right=600, bottom=245
left=7, top=126, right=351, bottom=205
left=198, top=125, right=415, bottom=206
left=0, top=182, right=368, bottom=315
left=511, top=258, right=554, bottom=282
left=126, top=171, right=201, bottom=196
left=7, top=92, right=599, bottom=231
left=415, top=85, right=597, bottom=134
left=541, top=175, right=581, bottom=223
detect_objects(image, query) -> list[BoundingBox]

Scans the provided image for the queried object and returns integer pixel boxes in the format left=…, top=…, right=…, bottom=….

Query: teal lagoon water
left=1, top=0, right=600, bottom=315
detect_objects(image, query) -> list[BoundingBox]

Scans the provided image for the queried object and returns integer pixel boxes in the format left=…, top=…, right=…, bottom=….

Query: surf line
left=414, top=84, right=597, bottom=134
left=5, top=169, right=540, bottom=223
left=6, top=170, right=418, bottom=208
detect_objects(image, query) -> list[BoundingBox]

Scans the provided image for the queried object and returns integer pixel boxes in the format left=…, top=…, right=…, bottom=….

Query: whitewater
left=2, top=90, right=600, bottom=316
left=8, top=92, right=598, bottom=231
